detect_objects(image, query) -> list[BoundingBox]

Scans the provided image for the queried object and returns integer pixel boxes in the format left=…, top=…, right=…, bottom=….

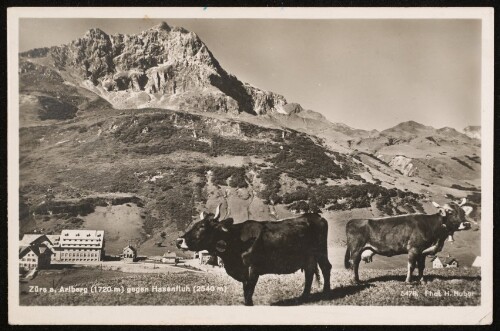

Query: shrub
left=281, top=183, right=423, bottom=215
left=211, top=167, right=248, bottom=188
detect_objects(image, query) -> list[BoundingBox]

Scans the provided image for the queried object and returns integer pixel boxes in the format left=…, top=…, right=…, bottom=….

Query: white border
left=7, top=7, right=494, bottom=325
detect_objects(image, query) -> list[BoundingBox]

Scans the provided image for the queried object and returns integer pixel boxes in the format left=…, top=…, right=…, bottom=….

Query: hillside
left=18, top=22, right=481, bottom=265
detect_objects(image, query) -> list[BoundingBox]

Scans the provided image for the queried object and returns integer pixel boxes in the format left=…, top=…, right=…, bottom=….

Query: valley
left=18, top=22, right=481, bottom=269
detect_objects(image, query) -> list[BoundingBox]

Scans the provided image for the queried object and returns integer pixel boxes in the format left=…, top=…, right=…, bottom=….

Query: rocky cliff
left=20, top=22, right=290, bottom=115
left=388, top=155, right=418, bottom=177
left=464, top=126, right=481, bottom=140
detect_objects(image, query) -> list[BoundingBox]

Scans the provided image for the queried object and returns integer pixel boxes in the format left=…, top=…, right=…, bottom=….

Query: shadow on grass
left=271, top=283, right=374, bottom=306
left=365, top=274, right=481, bottom=283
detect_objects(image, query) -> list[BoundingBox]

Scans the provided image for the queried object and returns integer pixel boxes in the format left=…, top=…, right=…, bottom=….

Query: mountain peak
left=84, top=27, right=108, bottom=38
left=152, top=21, right=171, bottom=31
left=396, top=120, right=427, bottom=129
left=382, top=120, right=430, bottom=134
left=437, top=126, right=458, bottom=133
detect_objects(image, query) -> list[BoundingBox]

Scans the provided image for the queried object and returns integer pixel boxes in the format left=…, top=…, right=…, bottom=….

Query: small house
left=162, top=251, right=179, bottom=265
left=195, top=250, right=210, bottom=264
left=121, top=245, right=137, bottom=262
left=432, top=255, right=459, bottom=268
left=19, top=243, right=53, bottom=271
left=19, top=234, right=55, bottom=271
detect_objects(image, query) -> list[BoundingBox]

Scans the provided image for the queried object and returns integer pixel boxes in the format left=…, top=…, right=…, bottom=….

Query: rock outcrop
left=20, top=22, right=290, bottom=115
left=388, top=155, right=418, bottom=177
left=464, top=126, right=481, bottom=140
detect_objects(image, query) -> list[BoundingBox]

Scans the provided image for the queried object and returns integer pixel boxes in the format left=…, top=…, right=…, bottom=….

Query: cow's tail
left=344, top=247, right=352, bottom=269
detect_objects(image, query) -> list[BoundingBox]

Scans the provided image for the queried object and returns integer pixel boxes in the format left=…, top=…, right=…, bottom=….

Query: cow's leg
left=351, top=250, right=363, bottom=283
left=243, top=267, right=259, bottom=306
left=317, top=255, right=332, bottom=292
left=301, top=256, right=316, bottom=299
left=417, top=254, right=426, bottom=283
left=242, top=279, right=258, bottom=306
left=405, top=249, right=418, bottom=283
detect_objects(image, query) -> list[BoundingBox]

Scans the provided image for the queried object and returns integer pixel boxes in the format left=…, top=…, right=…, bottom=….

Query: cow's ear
left=220, top=218, right=234, bottom=232
left=462, top=206, right=473, bottom=216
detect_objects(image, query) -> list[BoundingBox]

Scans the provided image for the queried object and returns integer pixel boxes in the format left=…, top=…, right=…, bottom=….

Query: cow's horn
left=214, top=203, right=221, bottom=220
left=458, top=198, right=467, bottom=206
left=462, top=205, right=474, bottom=216
left=200, top=211, right=206, bottom=220
left=432, top=201, right=441, bottom=208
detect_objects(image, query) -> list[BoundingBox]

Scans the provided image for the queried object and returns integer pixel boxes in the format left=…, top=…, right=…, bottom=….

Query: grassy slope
left=21, top=266, right=480, bottom=306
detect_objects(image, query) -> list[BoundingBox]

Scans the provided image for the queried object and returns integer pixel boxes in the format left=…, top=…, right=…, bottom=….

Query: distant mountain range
left=20, top=21, right=479, bottom=138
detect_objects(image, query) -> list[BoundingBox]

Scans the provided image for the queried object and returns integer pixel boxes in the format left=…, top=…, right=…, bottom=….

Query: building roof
left=123, top=245, right=137, bottom=254
left=59, top=230, right=104, bottom=249
left=19, top=243, right=53, bottom=259
left=472, top=256, right=481, bottom=267
left=19, top=234, right=56, bottom=256
left=19, top=234, right=48, bottom=247
left=19, top=246, right=31, bottom=257
left=46, top=235, right=60, bottom=245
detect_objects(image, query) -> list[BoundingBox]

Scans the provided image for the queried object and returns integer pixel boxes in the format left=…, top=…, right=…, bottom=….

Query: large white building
left=53, top=230, right=105, bottom=262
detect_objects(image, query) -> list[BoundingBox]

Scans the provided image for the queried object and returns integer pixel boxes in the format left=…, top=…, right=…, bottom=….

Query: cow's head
left=432, top=198, right=475, bottom=242
left=176, top=204, right=234, bottom=253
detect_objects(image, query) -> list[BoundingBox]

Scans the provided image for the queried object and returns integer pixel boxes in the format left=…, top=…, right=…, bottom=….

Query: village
left=19, top=229, right=225, bottom=280
left=20, top=228, right=481, bottom=281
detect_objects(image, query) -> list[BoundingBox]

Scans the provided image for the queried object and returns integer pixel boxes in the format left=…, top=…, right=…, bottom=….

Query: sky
left=19, top=18, right=481, bottom=131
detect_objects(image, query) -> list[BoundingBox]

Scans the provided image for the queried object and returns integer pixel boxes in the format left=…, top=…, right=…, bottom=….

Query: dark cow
left=344, top=198, right=474, bottom=283
left=176, top=205, right=332, bottom=306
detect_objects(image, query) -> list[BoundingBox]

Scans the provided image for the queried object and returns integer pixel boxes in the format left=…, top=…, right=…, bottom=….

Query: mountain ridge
left=20, top=22, right=291, bottom=116
left=19, top=22, right=480, bottom=137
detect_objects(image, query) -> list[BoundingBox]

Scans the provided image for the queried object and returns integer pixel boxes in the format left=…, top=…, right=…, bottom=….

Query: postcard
left=7, top=6, right=494, bottom=325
